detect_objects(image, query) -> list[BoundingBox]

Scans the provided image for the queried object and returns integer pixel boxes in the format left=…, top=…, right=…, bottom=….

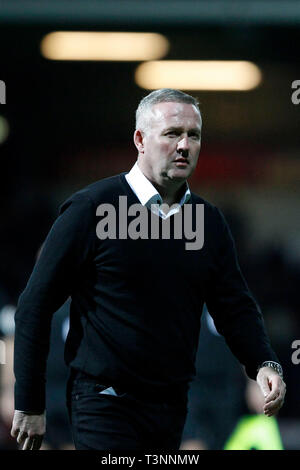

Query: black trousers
left=66, top=370, right=188, bottom=451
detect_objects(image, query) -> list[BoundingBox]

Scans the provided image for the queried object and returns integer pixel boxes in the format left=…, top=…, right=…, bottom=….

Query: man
left=11, top=89, right=286, bottom=450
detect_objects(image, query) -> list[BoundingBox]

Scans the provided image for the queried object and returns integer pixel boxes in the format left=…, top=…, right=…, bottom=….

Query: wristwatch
left=258, top=361, right=283, bottom=379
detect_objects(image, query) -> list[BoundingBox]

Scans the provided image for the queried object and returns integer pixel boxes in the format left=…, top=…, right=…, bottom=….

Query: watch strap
left=258, top=360, right=283, bottom=379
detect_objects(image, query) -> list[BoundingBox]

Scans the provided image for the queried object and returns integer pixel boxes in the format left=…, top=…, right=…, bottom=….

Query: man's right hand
left=11, top=410, right=46, bottom=450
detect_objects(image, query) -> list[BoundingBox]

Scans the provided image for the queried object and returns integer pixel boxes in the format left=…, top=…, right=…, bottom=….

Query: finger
left=11, top=426, right=19, bottom=438
left=264, top=391, right=285, bottom=415
left=265, top=380, right=286, bottom=405
left=265, top=395, right=284, bottom=413
left=264, top=390, right=282, bottom=408
left=264, top=405, right=282, bottom=417
left=32, top=436, right=43, bottom=450
left=265, top=389, right=279, bottom=404
left=22, top=436, right=33, bottom=450
left=264, top=381, right=282, bottom=403
left=257, top=375, right=271, bottom=398
left=264, top=403, right=279, bottom=416
left=17, top=431, right=27, bottom=445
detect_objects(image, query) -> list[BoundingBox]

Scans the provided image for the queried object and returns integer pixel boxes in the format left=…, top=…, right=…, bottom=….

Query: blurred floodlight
left=41, top=32, right=169, bottom=61
left=135, top=61, right=262, bottom=90
left=0, top=116, right=9, bottom=144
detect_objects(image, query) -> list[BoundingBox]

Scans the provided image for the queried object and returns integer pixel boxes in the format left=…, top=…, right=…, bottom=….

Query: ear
left=133, top=129, right=145, bottom=154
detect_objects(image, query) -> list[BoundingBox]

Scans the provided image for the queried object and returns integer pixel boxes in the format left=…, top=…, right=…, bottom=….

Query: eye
left=189, top=133, right=200, bottom=140
left=165, top=131, right=180, bottom=137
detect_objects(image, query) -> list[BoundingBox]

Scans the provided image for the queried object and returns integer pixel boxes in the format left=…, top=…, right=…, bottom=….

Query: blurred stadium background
left=0, top=0, right=299, bottom=450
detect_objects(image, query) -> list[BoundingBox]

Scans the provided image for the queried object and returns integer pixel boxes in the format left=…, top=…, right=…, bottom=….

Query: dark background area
left=0, top=0, right=299, bottom=450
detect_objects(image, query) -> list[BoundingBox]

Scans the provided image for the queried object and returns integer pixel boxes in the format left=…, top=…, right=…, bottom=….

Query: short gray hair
left=135, top=88, right=201, bottom=132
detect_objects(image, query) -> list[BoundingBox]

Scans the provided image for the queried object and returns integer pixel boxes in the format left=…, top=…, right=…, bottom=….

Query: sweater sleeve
left=14, top=194, right=96, bottom=412
left=205, top=208, right=279, bottom=379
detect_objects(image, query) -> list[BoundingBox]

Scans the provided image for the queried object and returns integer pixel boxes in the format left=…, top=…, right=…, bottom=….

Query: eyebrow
left=163, top=126, right=201, bottom=134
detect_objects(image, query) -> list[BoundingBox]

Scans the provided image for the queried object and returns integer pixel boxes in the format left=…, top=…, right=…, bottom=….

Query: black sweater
left=14, top=173, right=278, bottom=412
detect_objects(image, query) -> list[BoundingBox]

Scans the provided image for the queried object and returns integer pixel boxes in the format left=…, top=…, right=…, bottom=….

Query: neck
left=136, top=159, right=187, bottom=206
left=152, top=180, right=186, bottom=206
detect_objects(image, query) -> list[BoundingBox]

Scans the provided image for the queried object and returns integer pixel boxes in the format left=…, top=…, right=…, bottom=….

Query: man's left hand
left=256, top=366, right=286, bottom=417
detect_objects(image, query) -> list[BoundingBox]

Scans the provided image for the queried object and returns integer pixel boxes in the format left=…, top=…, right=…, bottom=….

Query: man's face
left=135, top=101, right=202, bottom=186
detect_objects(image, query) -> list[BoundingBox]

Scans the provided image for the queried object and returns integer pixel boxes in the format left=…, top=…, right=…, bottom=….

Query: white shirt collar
left=125, top=162, right=191, bottom=212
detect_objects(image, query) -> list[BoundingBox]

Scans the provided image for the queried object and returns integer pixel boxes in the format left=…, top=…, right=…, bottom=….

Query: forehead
left=149, top=101, right=202, bottom=129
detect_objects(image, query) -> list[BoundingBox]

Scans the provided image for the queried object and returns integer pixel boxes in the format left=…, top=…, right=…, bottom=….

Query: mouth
left=174, top=158, right=189, bottom=167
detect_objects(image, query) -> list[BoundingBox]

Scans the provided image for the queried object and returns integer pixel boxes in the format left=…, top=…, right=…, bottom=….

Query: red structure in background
left=58, top=143, right=297, bottom=190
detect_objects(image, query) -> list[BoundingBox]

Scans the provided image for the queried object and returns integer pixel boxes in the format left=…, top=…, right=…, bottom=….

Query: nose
left=177, top=135, right=189, bottom=157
